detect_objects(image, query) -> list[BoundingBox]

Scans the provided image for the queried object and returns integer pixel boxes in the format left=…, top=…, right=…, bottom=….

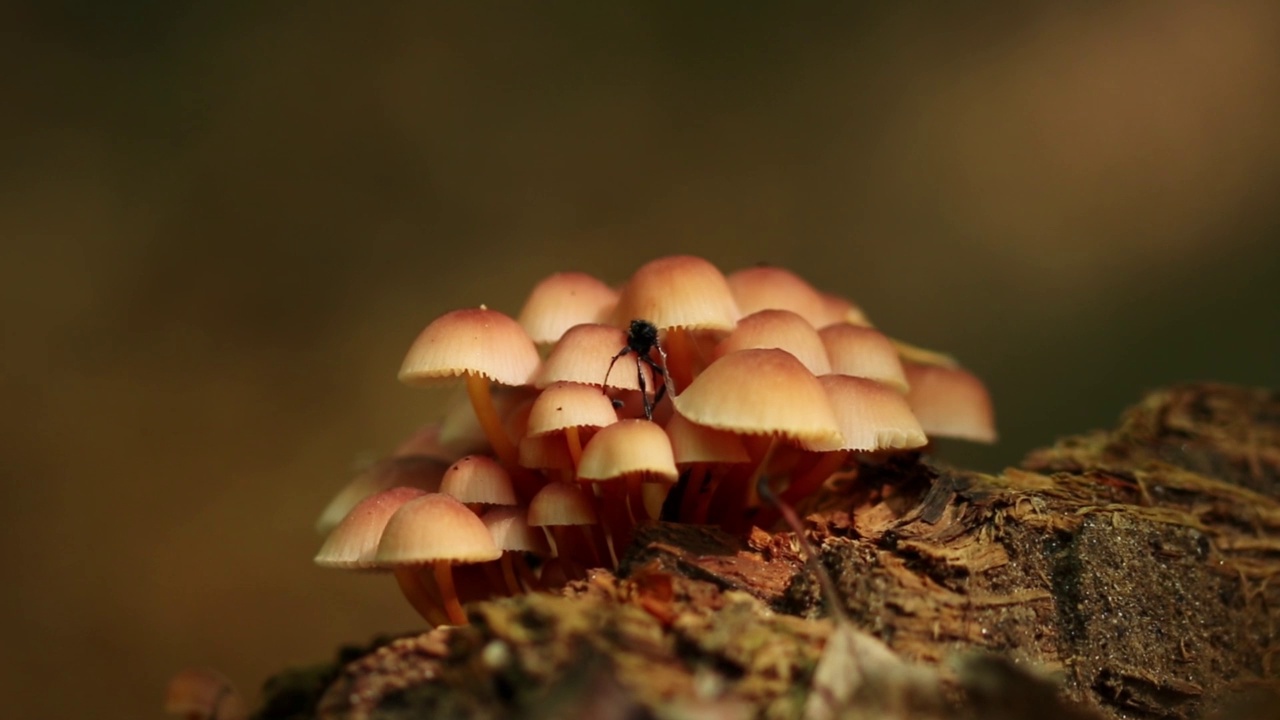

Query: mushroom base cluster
left=314, top=255, right=996, bottom=626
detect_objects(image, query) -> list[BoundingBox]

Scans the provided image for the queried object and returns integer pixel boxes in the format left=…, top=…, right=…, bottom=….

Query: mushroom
left=577, top=418, right=679, bottom=553
left=819, top=324, right=910, bottom=392
left=528, top=481, right=605, bottom=577
left=725, top=264, right=830, bottom=327
left=314, top=455, right=448, bottom=535
left=664, top=410, right=751, bottom=523
left=613, top=255, right=741, bottom=387
left=526, top=381, right=619, bottom=468
left=376, top=493, right=502, bottom=625
left=714, top=308, right=833, bottom=376
left=902, top=361, right=998, bottom=444
left=674, top=348, right=842, bottom=530
left=481, top=506, right=550, bottom=594
left=399, top=307, right=540, bottom=467
left=314, top=486, right=448, bottom=626
left=439, top=454, right=518, bottom=508
left=163, top=667, right=247, bottom=720
left=517, top=271, right=619, bottom=345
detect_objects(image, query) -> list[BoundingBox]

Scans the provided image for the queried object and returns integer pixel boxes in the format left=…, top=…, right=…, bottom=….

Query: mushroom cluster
left=314, top=255, right=995, bottom=626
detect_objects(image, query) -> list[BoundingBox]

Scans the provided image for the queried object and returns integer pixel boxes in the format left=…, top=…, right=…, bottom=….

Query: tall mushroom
left=399, top=307, right=540, bottom=468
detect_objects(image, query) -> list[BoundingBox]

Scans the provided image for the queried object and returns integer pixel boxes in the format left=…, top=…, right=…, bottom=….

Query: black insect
left=604, top=319, right=673, bottom=420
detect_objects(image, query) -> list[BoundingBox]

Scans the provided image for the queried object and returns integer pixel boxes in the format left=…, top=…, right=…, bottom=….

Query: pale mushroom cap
left=315, top=487, right=428, bottom=569
left=164, top=668, right=247, bottom=720
left=536, top=323, right=653, bottom=391
left=577, top=418, right=679, bottom=483
left=440, top=455, right=518, bottom=506
left=819, top=324, right=910, bottom=393
left=903, top=362, right=998, bottom=443
left=517, top=272, right=620, bottom=344
left=527, top=481, right=599, bottom=526
left=613, top=255, right=740, bottom=331
left=815, top=292, right=872, bottom=328
left=805, top=375, right=928, bottom=452
left=726, top=265, right=829, bottom=326
left=376, top=493, right=502, bottom=564
left=526, top=381, right=619, bottom=436
left=673, top=348, right=842, bottom=446
left=715, top=309, right=832, bottom=376
left=482, top=507, right=551, bottom=554
left=399, top=307, right=541, bottom=387
left=664, top=411, right=751, bottom=464
left=315, top=455, right=448, bottom=535
left=892, top=338, right=960, bottom=369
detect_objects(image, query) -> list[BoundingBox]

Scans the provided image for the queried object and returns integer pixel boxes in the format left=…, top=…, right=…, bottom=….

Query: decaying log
left=260, top=383, right=1280, bottom=719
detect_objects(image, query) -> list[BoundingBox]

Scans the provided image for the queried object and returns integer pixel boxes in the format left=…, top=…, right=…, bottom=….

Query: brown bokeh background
left=3, top=3, right=1279, bottom=718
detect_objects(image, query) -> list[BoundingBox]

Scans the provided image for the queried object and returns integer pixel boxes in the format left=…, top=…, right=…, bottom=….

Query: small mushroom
left=517, top=271, right=619, bottom=345
left=163, top=667, right=247, bottom=720
left=376, top=493, right=502, bottom=625
left=903, top=361, right=997, bottom=444
left=399, top=307, right=540, bottom=467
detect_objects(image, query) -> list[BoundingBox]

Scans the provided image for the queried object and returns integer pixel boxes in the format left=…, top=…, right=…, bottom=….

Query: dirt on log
left=260, top=383, right=1280, bottom=720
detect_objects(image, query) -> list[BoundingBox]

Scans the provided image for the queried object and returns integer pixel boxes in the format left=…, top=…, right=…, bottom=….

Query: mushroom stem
left=500, top=554, right=523, bottom=595
left=782, top=450, right=849, bottom=506
left=600, top=481, right=635, bottom=551
left=465, top=374, right=518, bottom=467
left=392, top=566, right=449, bottom=627
left=565, top=426, right=584, bottom=468
left=433, top=561, right=467, bottom=625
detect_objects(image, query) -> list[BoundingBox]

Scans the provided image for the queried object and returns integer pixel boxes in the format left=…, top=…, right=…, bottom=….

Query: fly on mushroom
left=604, top=319, right=673, bottom=420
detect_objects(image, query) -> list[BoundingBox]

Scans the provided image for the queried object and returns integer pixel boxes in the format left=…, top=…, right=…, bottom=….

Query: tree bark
left=260, top=383, right=1280, bottom=720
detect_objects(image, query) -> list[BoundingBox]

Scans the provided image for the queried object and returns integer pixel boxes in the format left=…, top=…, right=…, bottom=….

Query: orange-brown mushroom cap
left=819, top=324, right=910, bottom=393
left=664, top=410, right=751, bottom=465
left=577, top=419, right=679, bottom=483
left=613, top=255, right=740, bottom=331
left=482, top=507, right=551, bottom=555
left=315, top=486, right=429, bottom=569
left=399, top=307, right=540, bottom=387
left=526, top=382, right=619, bottom=436
left=517, top=272, right=619, bottom=345
left=673, top=348, right=842, bottom=447
left=715, top=309, right=832, bottom=376
left=439, top=455, right=518, bottom=506
left=903, top=362, right=998, bottom=443
left=536, top=323, right=654, bottom=391
left=376, top=494, right=503, bottom=565
left=804, top=375, right=928, bottom=452
left=726, top=265, right=829, bottom=327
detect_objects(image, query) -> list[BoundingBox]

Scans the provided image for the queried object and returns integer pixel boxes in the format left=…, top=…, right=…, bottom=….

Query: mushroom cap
left=376, top=493, right=502, bottom=564
left=440, top=455, right=518, bottom=506
left=315, top=486, right=428, bottom=569
left=726, top=265, right=829, bottom=326
left=517, top=272, right=619, bottom=344
left=674, top=348, right=842, bottom=446
left=892, top=338, right=960, bottom=369
left=391, top=423, right=455, bottom=462
left=482, top=507, right=552, bottom=554
left=536, top=323, right=653, bottom=391
left=613, top=255, right=740, bottom=331
left=526, top=381, right=618, bottom=436
left=903, top=362, right=998, bottom=443
left=816, top=292, right=872, bottom=328
left=819, top=324, right=910, bottom=393
left=804, top=375, right=928, bottom=452
left=714, top=309, right=832, bottom=375
left=664, top=411, right=751, bottom=464
left=527, top=481, right=598, bottom=526
left=164, top=668, right=247, bottom=720
left=577, top=418, right=679, bottom=483
left=399, top=307, right=541, bottom=387
left=315, top=455, right=448, bottom=535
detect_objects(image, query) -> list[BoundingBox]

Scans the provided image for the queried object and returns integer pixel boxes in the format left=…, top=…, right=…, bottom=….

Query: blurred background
left=3, top=2, right=1278, bottom=718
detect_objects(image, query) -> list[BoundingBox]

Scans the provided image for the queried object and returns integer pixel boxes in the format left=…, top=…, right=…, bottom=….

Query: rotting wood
left=259, top=383, right=1280, bottom=719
